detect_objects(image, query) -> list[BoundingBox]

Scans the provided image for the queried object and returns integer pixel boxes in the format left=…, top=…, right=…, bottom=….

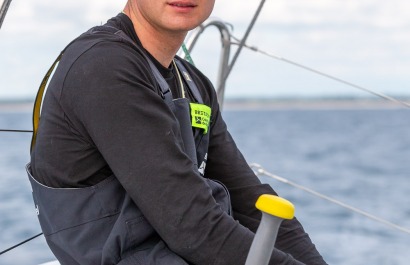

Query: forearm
left=276, top=218, right=327, bottom=265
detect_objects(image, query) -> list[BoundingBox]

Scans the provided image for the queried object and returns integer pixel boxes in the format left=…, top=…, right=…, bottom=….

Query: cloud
left=1, top=0, right=410, bottom=99
left=2, top=1, right=125, bottom=35
left=210, top=0, right=410, bottom=97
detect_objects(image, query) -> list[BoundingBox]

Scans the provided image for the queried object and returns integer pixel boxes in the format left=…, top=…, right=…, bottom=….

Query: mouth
left=168, top=1, right=197, bottom=8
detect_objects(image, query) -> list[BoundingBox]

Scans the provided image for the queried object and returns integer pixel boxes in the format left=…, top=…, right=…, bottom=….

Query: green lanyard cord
left=181, top=43, right=195, bottom=66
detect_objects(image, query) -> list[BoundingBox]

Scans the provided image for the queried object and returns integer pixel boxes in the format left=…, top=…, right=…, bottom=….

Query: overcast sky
left=1, top=0, right=410, bottom=100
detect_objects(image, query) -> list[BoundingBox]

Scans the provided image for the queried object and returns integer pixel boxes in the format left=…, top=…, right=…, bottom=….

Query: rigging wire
left=223, top=0, right=266, bottom=82
left=0, top=0, right=13, bottom=30
left=250, top=163, right=410, bottom=236
left=0, top=232, right=43, bottom=256
left=230, top=37, right=410, bottom=109
left=0, top=129, right=32, bottom=133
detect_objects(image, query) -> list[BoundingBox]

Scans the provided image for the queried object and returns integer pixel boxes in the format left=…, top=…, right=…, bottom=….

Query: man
left=28, top=0, right=327, bottom=264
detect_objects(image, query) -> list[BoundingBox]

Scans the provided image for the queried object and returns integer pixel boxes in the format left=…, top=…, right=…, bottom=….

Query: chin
left=167, top=17, right=206, bottom=31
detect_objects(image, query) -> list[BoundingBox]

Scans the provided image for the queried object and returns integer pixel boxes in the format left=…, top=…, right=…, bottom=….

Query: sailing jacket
left=29, top=13, right=327, bottom=265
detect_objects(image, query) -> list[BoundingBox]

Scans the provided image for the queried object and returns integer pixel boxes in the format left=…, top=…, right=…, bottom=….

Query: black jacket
left=31, top=13, right=326, bottom=265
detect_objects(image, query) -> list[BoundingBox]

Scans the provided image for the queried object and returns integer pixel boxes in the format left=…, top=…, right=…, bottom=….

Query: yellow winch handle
left=255, top=194, right=295, bottom=220
left=245, top=195, right=295, bottom=265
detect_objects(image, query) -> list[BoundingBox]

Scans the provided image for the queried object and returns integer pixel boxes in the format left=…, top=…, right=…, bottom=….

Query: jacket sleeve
left=204, top=98, right=327, bottom=265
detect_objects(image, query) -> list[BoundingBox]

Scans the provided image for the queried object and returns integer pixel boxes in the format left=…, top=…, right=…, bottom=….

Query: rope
left=230, top=37, right=410, bottom=109
left=250, top=163, right=410, bottom=235
left=0, top=232, right=43, bottom=256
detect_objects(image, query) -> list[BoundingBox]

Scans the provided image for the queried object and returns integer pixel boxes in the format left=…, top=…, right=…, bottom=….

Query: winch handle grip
left=245, top=194, right=295, bottom=265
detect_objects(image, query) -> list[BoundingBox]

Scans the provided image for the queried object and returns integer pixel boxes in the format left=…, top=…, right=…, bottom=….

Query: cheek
left=205, top=0, right=216, bottom=16
left=200, top=1, right=216, bottom=22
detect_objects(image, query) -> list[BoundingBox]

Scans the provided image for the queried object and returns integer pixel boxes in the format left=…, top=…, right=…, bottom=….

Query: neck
left=123, top=4, right=187, bottom=67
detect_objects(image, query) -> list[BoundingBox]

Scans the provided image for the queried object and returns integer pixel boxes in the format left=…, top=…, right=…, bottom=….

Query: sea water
left=0, top=105, right=409, bottom=265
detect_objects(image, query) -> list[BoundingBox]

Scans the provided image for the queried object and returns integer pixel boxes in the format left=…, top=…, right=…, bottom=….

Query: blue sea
left=0, top=103, right=409, bottom=265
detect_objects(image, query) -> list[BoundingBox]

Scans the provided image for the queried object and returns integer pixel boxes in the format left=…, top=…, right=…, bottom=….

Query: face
left=131, top=0, right=215, bottom=34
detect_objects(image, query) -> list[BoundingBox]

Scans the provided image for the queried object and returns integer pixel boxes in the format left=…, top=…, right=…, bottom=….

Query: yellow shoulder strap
left=30, top=52, right=63, bottom=153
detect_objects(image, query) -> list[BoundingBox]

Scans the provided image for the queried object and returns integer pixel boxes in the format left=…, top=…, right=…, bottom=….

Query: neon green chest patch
left=190, top=103, right=211, bottom=134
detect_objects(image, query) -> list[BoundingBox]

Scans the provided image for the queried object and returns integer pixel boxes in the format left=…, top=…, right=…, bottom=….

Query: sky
left=1, top=0, right=410, bottom=100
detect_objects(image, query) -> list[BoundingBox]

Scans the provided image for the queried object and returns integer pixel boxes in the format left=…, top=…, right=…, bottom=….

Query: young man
left=28, top=0, right=327, bottom=264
